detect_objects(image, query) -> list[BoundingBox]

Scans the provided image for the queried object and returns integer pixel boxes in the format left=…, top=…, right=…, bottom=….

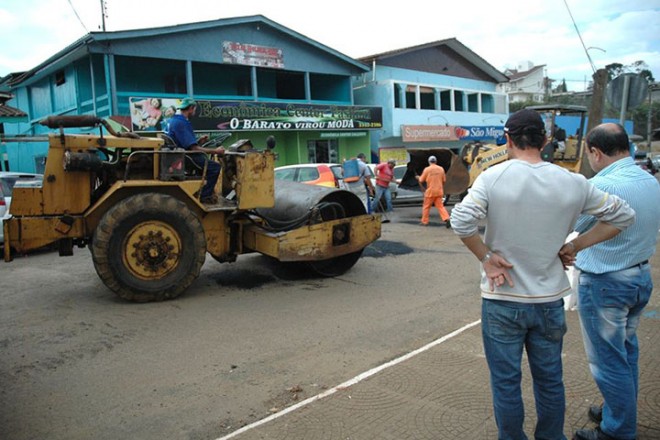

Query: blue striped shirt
left=575, top=157, right=660, bottom=274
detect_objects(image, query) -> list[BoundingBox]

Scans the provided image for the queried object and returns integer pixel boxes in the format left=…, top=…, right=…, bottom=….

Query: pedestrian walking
left=450, top=109, right=635, bottom=440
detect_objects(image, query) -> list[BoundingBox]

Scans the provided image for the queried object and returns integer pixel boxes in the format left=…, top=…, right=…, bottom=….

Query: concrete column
left=185, top=60, right=193, bottom=96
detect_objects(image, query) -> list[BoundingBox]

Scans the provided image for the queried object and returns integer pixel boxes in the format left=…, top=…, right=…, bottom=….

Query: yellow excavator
left=397, top=105, right=589, bottom=198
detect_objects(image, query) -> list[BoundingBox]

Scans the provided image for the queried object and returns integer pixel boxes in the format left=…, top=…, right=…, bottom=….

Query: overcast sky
left=0, top=0, right=658, bottom=92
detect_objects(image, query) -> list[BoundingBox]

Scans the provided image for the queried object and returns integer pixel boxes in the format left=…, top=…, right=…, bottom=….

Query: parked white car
left=1, top=172, right=43, bottom=245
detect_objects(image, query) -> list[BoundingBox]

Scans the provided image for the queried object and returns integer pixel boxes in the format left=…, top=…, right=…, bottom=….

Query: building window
left=468, top=93, right=479, bottom=112
left=55, top=70, right=66, bottom=86
left=163, top=74, right=187, bottom=94
left=454, top=90, right=465, bottom=111
left=419, top=86, right=435, bottom=110
left=481, top=94, right=494, bottom=113
left=193, top=62, right=252, bottom=97
left=258, top=69, right=305, bottom=100
left=115, top=56, right=186, bottom=94
left=394, top=83, right=402, bottom=108
left=310, top=73, right=350, bottom=102
left=391, top=82, right=503, bottom=114
left=440, top=90, right=451, bottom=110
left=405, top=85, right=416, bottom=109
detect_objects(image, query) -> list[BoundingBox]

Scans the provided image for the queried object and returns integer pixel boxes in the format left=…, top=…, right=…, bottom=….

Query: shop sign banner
left=129, top=98, right=382, bottom=132
left=195, top=100, right=383, bottom=131
left=460, top=126, right=505, bottom=141
left=402, top=125, right=458, bottom=142
left=402, top=124, right=504, bottom=142
left=222, top=41, right=284, bottom=68
left=129, top=97, right=183, bottom=132
left=320, top=131, right=368, bottom=138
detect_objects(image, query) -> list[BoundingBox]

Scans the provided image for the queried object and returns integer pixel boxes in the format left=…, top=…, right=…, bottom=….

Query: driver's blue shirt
left=165, top=114, right=197, bottom=150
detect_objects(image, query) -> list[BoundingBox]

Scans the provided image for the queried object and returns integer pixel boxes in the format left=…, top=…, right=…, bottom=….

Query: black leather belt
left=580, top=260, right=649, bottom=275
left=627, top=260, right=649, bottom=270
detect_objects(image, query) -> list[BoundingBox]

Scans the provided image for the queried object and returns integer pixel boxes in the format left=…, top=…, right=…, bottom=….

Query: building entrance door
left=307, top=139, right=338, bottom=163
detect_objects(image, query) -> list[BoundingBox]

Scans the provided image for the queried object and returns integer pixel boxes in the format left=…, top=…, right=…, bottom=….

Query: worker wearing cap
left=166, top=97, right=225, bottom=204
left=450, top=109, right=635, bottom=440
left=416, top=155, right=450, bottom=228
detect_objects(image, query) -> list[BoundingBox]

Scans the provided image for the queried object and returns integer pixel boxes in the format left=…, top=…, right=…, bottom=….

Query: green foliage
left=509, top=99, right=538, bottom=113
left=629, top=101, right=660, bottom=137
left=606, top=61, right=655, bottom=83
left=605, top=63, right=625, bottom=81
left=547, top=94, right=589, bottom=107
left=553, top=79, right=568, bottom=94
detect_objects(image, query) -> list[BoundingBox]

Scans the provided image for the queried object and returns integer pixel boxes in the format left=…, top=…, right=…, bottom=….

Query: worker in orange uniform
left=416, top=155, right=451, bottom=228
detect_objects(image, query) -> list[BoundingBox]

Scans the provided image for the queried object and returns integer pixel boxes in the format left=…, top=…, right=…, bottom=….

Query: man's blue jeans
left=192, top=154, right=221, bottom=199
left=578, top=264, right=652, bottom=440
left=371, top=185, right=392, bottom=213
left=482, top=299, right=567, bottom=440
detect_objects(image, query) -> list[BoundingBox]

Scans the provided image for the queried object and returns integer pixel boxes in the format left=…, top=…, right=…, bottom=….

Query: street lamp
left=585, top=46, right=607, bottom=74
left=584, top=46, right=607, bottom=89
left=427, top=114, right=449, bottom=126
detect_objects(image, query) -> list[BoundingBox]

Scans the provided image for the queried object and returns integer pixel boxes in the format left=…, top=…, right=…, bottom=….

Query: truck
left=2, top=115, right=381, bottom=302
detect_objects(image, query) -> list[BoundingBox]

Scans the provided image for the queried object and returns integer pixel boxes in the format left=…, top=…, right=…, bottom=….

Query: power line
left=66, top=0, right=89, bottom=33
left=562, top=0, right=596, bottom=74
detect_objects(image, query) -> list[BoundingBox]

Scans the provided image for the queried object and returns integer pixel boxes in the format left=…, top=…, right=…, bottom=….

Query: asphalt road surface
left=0, top=204, right=596, bottom=440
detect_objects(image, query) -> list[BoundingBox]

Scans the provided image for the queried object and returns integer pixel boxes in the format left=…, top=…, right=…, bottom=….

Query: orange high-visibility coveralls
left=419, top=163, right=450, bottom=225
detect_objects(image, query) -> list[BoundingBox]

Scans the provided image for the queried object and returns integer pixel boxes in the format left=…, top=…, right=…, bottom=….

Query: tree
left=547, top=93, right=589, bottom=107
left=605, top=63, right=625, bottom=81
left=601, top=60, right=657, bottom=140
left=552, top=79, right=568, bottom=94
left=629, top=101, right=660, bottom=139
left=509, top=99, right=538, bottom=113
left=605, top=60, right=655, bottom=83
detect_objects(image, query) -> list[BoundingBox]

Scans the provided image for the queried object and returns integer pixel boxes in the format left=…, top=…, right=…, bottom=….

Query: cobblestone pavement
left=220, top=250, right=660, bottom=440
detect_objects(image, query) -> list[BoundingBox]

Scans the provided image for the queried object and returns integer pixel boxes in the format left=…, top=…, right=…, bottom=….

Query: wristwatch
left=481, top=251, right=493, bottom=264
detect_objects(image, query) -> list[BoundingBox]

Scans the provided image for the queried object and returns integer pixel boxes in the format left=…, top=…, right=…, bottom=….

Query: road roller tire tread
left=91, top=193, right=206, bottom=302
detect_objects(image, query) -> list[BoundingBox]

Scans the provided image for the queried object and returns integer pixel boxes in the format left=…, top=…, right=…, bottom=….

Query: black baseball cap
left=504, top=109, right=546, bottom=135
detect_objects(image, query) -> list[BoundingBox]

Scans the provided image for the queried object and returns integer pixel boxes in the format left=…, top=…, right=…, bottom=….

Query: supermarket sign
left=402, top=125, right=504, bottom=142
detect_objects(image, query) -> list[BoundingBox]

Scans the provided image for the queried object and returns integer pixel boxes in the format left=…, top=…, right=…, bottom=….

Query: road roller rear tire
left=91, top=193, right=206, bottom=302
left=305, top=249, right=364, bottom=277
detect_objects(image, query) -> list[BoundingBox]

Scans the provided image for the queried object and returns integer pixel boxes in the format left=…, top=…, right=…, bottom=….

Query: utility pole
left=580, top=68, right=608, bottom=178
left=100, top=0, right=106, bottom=31
left=647, top=84, right=655, bottom=149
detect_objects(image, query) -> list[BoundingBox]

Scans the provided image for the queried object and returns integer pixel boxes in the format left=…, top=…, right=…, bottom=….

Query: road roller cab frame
left=2, top=115, right=381, bottom=302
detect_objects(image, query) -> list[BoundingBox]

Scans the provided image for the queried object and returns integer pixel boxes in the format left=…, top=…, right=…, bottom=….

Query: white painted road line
left=215, top=319, right=482, bottom=440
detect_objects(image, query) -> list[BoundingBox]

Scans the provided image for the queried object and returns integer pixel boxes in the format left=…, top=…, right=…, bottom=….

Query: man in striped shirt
left=569, top=123, right=660, bottom=440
